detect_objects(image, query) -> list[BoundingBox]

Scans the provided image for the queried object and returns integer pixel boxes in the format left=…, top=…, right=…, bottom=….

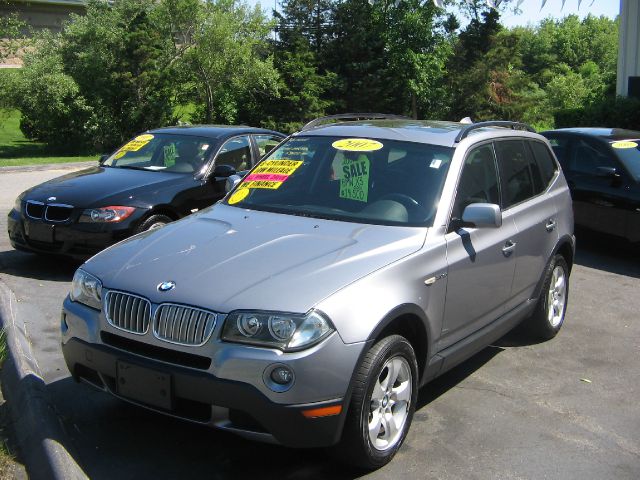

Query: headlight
left=13, top=193, right=25, bottom=213
left=79, top=206, right=136, bottom=223
left=221, top=310, right=334, bottom=351
left=70, top=269, right=103, bottom=310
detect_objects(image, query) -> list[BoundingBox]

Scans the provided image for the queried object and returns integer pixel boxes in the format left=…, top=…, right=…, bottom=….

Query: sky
left=246, top=0, right=620, bottom=27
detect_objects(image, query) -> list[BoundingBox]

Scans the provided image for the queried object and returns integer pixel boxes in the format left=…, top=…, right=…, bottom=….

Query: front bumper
left=7, top=208, right=145, bottom=258
left=61, top=297, right=365, bottom=448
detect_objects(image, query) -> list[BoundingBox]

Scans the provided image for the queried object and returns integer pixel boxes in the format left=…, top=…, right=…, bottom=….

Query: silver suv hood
left=85, top=204, right=427, bottom=313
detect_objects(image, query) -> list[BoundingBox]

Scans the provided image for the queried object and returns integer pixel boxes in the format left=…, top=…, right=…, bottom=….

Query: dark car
left=541, top=128, right=640, bottom=243
left=8, top=126, right=285, bottom=258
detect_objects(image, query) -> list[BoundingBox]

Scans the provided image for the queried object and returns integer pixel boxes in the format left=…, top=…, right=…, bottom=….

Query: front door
left=441, top=143, right=517, bottom=349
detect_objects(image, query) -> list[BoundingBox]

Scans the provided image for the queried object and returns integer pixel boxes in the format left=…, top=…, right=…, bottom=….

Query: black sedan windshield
left=103, top=133, right=216, bottom=174
left=612, top=140, right=640, bottom=181
left=225, top=136, right=453, bottom=226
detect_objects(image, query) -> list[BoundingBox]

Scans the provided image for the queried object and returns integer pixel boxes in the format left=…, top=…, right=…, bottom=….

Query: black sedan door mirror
left=213, top=164, right=237, bottom=178
left=99, top=154, right=109, bottom=164
left=596, top=166, right=617, bottom=178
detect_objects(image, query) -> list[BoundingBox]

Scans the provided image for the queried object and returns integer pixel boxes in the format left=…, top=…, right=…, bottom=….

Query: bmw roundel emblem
left=157, top=281, right=176, bottom=292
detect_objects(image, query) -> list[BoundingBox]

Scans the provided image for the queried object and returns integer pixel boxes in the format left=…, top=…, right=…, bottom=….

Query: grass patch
left=0, top=330, right=6, bottom=367
left=0, top=109, right=97, bottom=166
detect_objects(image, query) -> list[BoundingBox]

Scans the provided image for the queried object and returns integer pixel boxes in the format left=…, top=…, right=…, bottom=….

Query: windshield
left=225, top=135, right=454, bottom=226
left=103, top=133, right=216, bottom=174
left=611, top=140, right=640, bottom=181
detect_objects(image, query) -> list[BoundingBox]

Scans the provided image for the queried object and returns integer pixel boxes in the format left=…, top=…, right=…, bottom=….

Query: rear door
left=441, top=143, right=518, bottom=347
left=495, top=139, right=559, bottom=309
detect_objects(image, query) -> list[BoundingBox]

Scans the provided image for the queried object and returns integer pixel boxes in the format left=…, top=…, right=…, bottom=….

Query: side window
left=568, top=139, right=616, bottom=175
left=451, top=144, right=500, bottom=223
left=496, top=140, right=539, bottom=208
left=528, top=141, right=558, bottom=187
left=216, top=136, right=251, bottom=171
left=254, top=135, right=282, bottom=158
left=546, top=136, right=569, bottom=169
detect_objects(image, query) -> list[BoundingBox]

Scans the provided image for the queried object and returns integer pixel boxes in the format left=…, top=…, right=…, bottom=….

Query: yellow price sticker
left=228, top=188, right=250, bottom=205
left=611, top=141, right=638, bottom=149
left=135, top=134, right=155, bottom=142
left=332, top=138, right=383, bottom=152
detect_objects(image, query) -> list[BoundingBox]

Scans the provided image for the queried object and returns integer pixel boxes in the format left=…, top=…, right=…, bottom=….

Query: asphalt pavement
left=0, top=166, right=639, bottom=479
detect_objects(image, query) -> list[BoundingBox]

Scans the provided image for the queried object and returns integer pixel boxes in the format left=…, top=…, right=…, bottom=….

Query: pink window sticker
left=244, top=173, right=290, bottom=183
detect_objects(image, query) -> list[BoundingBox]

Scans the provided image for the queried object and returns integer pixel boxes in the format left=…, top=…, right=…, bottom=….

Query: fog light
left=271, top=366, right=294, bottom=385
left=263, top=364, right=296, bottom=392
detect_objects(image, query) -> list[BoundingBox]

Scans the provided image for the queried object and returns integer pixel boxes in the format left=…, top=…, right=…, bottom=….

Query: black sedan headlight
left=70, top=269, right=103, bottom=310
left=221, top=310, right=334, bottom=351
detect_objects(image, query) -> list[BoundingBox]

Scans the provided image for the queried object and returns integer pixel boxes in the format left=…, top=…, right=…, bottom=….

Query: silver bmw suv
left=61, top=116, right=574, bottom=469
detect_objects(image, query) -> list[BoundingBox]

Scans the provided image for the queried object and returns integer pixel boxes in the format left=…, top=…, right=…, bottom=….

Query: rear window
left=528, top=141, right=558, bottom=187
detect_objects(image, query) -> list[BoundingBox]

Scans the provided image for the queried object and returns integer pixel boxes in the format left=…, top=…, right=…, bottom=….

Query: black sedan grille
left=26, top=200, right=74, bottom=222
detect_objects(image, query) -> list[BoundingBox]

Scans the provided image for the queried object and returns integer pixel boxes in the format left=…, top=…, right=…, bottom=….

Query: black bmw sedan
left=8, top=125, right=284, bottom=258
left=541, top=128, right=640, bottom=243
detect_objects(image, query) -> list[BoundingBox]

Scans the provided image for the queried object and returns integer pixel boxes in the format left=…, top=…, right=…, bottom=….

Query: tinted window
left=452, top=144, right=500, bottom=222
left=254, top=135, right=282, bottom=157
left=546, top=136, right=569, bottom=169
left=529, top=141, right=558, bottom=187
left=612, top=140, right=640, bottom=180
left=217, top=136, right=252, bottom=171
left=495, top=140, right=536, bottom=207
left=568, top=139, right=616, bottom=175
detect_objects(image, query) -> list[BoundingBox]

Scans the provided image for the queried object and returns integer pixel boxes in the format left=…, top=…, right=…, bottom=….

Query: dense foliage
left=7, top=0, right=623, bottom=152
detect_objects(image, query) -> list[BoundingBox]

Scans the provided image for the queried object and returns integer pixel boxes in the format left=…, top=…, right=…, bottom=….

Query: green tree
left=184, top=0, right=280, bottom=123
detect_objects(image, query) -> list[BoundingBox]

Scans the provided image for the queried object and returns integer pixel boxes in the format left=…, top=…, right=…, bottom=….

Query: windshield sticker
left=114, top=151, right=127, bottom=159
left=611, top=141, right=639, bottom=149
left=163, top=144, right=177, bottom=165
left=119, top=139, right=150, bottom=152
left=241, top=160, right=303, bottom=189
left=332, top=138, right=383, bottom=152
left=430, top=159, right=442, bottom=169
left=340, top=156, right=370, bottom=202
left=135, top=134, right=154, bottom=142
left=228, top=187, right=250, bottom=205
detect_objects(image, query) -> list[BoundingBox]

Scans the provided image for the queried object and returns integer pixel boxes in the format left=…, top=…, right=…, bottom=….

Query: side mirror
left=225, top=174, right=242, bottom=193
left=99, top=154, right=109, bottom=164
left=596, top=166, right=617, bottom=178
left=462, top=203, right=502, bottom=228
left=213, top=164, right=237, bottom=178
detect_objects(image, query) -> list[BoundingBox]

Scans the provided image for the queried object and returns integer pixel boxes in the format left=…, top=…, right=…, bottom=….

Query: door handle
left=502, top=240, right=517, bottom=256
left=545, top=220, right=556, bottom=232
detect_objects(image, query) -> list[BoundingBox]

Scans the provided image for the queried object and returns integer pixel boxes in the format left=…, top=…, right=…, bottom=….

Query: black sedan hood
left=22, top=166, right=195, bottom=208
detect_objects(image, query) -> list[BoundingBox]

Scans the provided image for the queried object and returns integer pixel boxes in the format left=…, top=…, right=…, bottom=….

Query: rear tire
left=333, top=334, right=418, bottom=470
left=527, top=254, right=569, bottom=340
left=135, top=214, right=172, bottom=234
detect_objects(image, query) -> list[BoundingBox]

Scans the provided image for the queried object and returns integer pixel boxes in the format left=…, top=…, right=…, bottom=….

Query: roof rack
left=301, top=113, right=413, bottom=132
left=454, top=121, right=535, bottom=143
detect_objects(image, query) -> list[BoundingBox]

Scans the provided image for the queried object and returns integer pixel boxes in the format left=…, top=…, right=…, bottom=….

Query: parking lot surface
left=1, top=168, right=639, bottom=479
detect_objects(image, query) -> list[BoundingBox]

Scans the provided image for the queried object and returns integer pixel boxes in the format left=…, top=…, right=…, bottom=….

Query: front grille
left=26, top=201, right=45, bottom=219
left=45, top=204, right=73, bottom=222
left=105, top=291, right=152, bottom=334
left=154, top=304, right=217, bottom=346
left=25, top=200, right=74, bottom=222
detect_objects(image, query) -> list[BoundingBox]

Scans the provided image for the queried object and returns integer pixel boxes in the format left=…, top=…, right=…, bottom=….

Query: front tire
left=527, top=254, right=569, bottom=340
left=135, top=214, right=173, bottom=234
left=334, top=335, right=418, bottom=470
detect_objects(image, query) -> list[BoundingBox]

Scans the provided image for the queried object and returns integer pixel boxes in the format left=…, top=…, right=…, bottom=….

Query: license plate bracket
left=25, top=222, right=54, bottom=243
left=116, top=361, right=173, bottom=411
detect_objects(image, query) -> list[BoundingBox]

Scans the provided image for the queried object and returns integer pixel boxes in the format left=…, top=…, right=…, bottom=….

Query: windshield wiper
left=113, top=165, right=149, bottom=171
